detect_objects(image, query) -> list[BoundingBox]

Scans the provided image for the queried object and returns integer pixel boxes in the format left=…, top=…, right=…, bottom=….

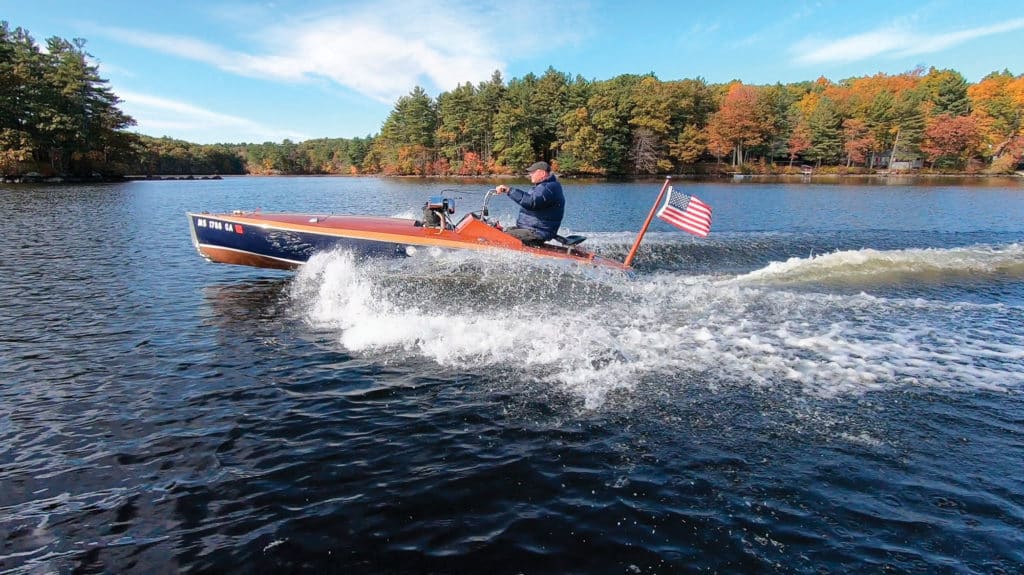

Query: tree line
left=366, top=67, right=1024, bottom=176
left=1, top=22, right=137, bottom=177
left=2, top=21, right=1022, bottom=178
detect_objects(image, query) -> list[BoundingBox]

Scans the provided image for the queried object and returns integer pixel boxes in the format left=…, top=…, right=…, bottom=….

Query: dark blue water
left=2, top=177, right=1023, bottom=573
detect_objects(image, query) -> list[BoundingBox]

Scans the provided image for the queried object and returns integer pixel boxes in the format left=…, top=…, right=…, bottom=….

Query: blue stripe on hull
left=190, top=215, right=408, bottom=263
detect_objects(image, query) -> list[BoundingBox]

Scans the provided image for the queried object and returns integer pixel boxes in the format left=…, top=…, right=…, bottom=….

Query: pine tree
left=923, top=68, right=970, bottom=117
left=804, top=98, right=842, bottom=165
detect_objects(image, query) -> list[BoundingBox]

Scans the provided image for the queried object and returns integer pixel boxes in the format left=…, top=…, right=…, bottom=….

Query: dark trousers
left=504, top=227, right=547, bottom=245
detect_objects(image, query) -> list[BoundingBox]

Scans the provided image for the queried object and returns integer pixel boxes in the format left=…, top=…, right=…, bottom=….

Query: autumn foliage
left=361, top=66, right=1023, bottom=176
left=222, top=67, right=1022, bottom=177
left=706, top=84, right=771, bottom=165
left=921, top=115, right=982, bottom=169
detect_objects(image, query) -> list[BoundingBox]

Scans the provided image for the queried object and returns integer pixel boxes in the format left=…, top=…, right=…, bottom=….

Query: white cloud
left=118, top=91, right=307, bottom=143
left=94, top=60, right=134, bottom=79
left=791, top=17, right=1024, bottom=65
left=97, top=0, right=588, bottom=103
left=897, top=18, right=1024, bottom=55
left=99, top=28, right=238, bottom=69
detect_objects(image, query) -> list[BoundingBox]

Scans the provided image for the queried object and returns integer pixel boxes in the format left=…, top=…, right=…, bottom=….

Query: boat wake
left=289, top=243, right=1024, bottom=408
left=734, top=242, right=1024, bottom=285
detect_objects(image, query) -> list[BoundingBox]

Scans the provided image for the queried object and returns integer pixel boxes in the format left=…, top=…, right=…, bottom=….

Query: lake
left=1, top=176, right=1023, bottom=573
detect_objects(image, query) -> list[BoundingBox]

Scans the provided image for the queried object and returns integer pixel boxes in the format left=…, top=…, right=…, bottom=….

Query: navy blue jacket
left=508, top=175, right=564, bottom=240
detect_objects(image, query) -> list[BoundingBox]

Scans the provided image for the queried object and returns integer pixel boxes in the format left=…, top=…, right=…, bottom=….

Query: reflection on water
left=201, top=278, right=292, bottom=327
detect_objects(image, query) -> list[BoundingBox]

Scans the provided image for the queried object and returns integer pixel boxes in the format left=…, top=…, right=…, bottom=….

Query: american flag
left=656, top=187, right=712, bottom=237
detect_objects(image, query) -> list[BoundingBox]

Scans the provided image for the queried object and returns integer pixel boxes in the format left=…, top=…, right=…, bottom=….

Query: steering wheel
left=469, top=189, right=501, bottom=227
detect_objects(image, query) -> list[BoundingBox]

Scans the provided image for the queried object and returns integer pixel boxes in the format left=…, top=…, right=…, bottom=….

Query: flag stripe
left=661, top=210, right=709, bottom=234
left=660, top=211, right=709, bottom=236
left=663, top=203, right=711, bottom=226
left=686, top=201, right=711, bottom=218
left=661, top=208, right=709, bottom=231
left=656, top=187, right=712, bottom=238
left=660, top=213, right=709, bottom=236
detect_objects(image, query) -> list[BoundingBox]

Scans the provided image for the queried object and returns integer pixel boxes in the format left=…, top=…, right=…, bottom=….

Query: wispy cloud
left=118, top=91, right=307, bottom=143
left=791, top=17, right=1024, bottom=65
left=96, top=0, right=589, bottom=103
left=734, top=3, right=818, bottom=49
left=687, top=21, right=721, bottom=39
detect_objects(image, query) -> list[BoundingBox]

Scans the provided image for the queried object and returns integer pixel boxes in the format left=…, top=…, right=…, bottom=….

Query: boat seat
left=554, top=234, right=586, bottom=247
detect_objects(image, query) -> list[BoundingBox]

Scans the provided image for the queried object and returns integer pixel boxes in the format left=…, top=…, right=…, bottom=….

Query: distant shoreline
left=3, top=172, right=1021, bottom=185
left=723, top=172, right=1024, bottom=181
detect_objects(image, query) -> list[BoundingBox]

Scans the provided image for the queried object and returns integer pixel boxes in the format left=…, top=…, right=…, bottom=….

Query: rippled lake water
left=2, top=176, right=1023, bottom=573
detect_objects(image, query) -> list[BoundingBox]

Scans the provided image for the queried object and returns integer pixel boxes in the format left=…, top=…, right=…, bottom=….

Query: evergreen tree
left=372, top=86, right=438, bottom=174
left=628, top=76, right=674, bottom=173
left=530, top=67, right=571, bottom=162
left=866, top=90, right=898, bottom=156
left=0, top=24, right=136, bottom=176
left=470, top=70, right=505, bottom=166
left=41, top=37, right=136, bottom=175
left=804, top=98, right=842, bottom=165
left=758, top=83, right=799, bottom=162
left=557, top=106, right=604, bottom=175
left=493, top=74, right=537, bottom=170
left=0, top=24, right=43, bottom=173
left=891, top=89, right=926, bottom=160
left=587, top=74, right=645, bottom=175
left=435, top=82, right=476, bottom=167
left=923, top=67, right=970, bottom=117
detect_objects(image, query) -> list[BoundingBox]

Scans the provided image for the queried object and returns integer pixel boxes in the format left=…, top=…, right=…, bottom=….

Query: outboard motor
left=422, top=195, right=455, bottom=229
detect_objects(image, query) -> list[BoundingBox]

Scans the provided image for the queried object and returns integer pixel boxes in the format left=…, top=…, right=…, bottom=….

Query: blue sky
left=6, top=0, right=1023, bottom=144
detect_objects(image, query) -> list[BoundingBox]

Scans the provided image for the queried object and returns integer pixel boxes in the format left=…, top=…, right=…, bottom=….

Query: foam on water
left=736, top=243, right=1024, bottom=284
left=291, top=244, right=1024, bottom=408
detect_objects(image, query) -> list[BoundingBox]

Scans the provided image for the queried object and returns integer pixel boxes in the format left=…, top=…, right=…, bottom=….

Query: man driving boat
left=495, top=161, right=564, bottom=245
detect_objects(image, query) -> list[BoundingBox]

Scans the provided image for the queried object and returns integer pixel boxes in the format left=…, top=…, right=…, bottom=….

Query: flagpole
left=623, top=176, right=672, bottom=268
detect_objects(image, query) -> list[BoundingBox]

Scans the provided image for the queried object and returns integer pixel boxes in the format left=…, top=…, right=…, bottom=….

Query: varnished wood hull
left=187, top=211, right=627, bottom=271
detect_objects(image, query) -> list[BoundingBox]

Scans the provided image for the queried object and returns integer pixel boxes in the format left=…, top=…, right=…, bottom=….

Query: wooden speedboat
left=188, top=179, right=699, bottom=272
left=188, top=190, right=628, bottom=271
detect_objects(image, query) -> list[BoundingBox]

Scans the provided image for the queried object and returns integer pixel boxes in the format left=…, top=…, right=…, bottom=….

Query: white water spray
left=291, top=244, right=1024, bottom=407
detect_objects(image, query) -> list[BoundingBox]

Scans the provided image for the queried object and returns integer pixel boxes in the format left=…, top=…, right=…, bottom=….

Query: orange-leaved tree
left=705, top=83, right=771, bottom=166
left=842, top=118, right=875, bottom=167
left=786, top=120, right=811, bottom=167
left=921, top=114, right=982, bottom=169
left=968, top=71, right=1024, bottom=165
